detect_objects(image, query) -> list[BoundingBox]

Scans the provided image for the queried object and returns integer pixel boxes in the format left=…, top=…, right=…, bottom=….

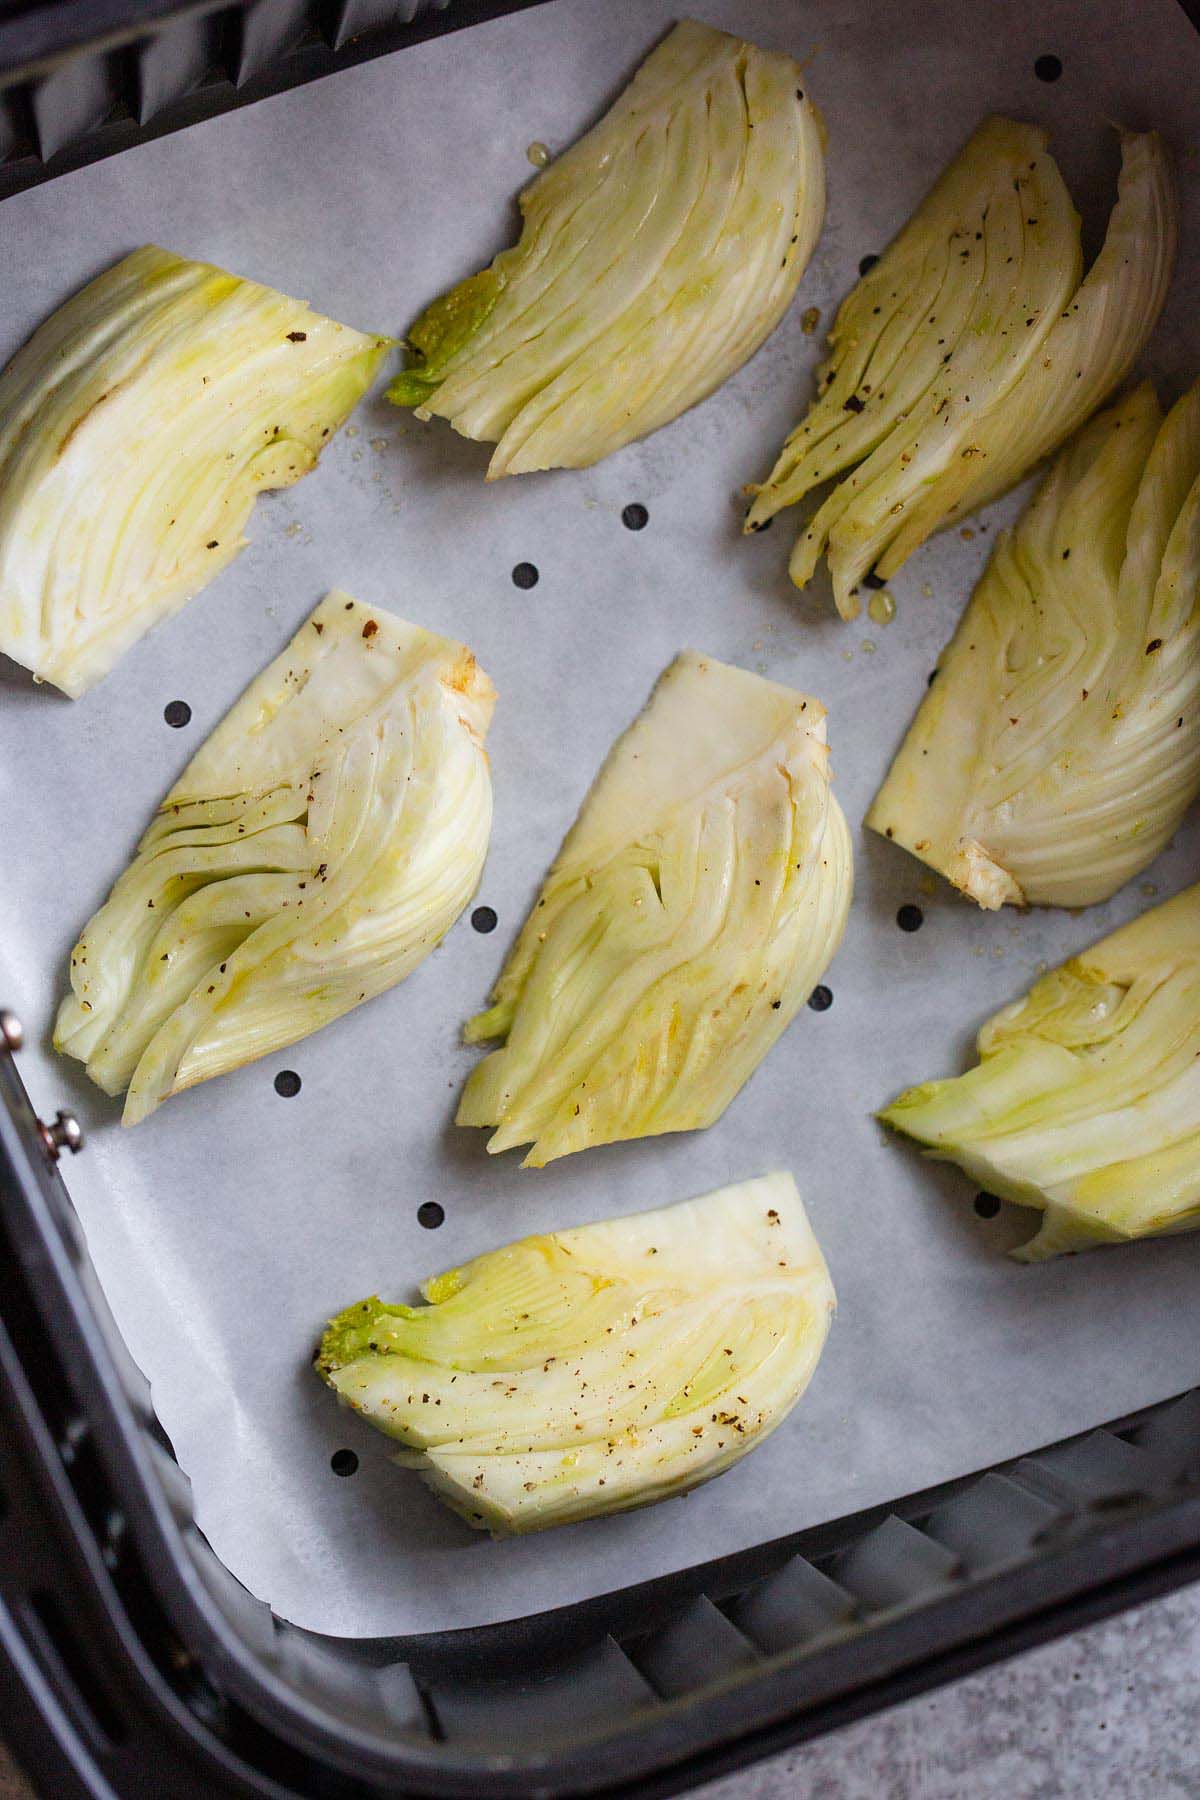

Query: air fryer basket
left=3, top=2, right=1200, bottom=1795
left=0, top=2, right=549, bottom=200
left=5, top=1031, right=1200, bottom=1799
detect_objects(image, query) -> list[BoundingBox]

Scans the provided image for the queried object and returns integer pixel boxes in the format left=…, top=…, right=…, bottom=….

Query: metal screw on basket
left=39, top=1110, right=85, bottom=1160
left=0, top=1009, right=24, bottom=1052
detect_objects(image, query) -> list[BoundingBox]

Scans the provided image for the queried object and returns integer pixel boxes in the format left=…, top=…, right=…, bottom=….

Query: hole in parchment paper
left=163, top=701, right=191, bottom=728
left=807, top=985, right=833, bottom=1012
left=1034, top=54, right=1063, bottom=82
left=858, top=254, right=879, bottom=277
left=418, top=1201, right=445, bottom=1230
left=512, top=562, right=539, bottom=590
left=273, top=1070, right=301, bottom=1097
left=896, top=905, right=924, bottom=933
left=330, top=1449, right=359, bottom=1477
left=471, top=906, right=498, bottom=934
left=621, top=503, right=649, bottom=531
left=974, top=1192, right=1002, bottom=1219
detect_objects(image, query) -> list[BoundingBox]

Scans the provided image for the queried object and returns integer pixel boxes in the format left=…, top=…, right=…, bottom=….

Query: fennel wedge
left=457, top=652, right=851, bottom=1166
left=317, top=1172, right=835, bottom=1534
left=879, top=884, right=1200, bottom=1260
left=745, top=121, right=1176, bottom=618
left=55, top=593, right=494, bottom=1123
left=387, top=20, right=825, bottom=476
left=867, top=381, right=1200, bottom=909
left=0, top=246, right=390, bottom=696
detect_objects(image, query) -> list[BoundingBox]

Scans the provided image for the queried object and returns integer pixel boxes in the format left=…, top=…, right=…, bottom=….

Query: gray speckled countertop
left=694, top=1586, right=1200, bottom=1800
left=3, top=1586, right=1196, bottom=1794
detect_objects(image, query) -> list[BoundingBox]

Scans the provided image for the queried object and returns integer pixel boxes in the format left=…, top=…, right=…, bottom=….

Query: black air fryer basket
left=2, top=4, right=1200, bottom=1796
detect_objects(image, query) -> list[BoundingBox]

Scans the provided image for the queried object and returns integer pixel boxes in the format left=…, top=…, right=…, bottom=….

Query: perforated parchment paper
left=1, top=0, right=1198, bottom=1638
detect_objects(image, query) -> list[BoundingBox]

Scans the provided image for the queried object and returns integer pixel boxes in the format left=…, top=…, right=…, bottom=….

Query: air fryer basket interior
left=5, top=1046, right=1200, bottom=1797
left=1, top=0, right=1200, bottom=1792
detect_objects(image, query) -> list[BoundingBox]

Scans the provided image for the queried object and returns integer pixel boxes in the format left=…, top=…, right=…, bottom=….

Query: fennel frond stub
left=746, top=120, right=1177, bottom=617
left=456, top=651, right=852, bottom=1165
left=387, top=19, right=825, bottom=476
left=879, top=884, right=1200, bottom=1261
left=867, top=381, right=1200, bottom=910
left=317, top=1172, right=835, bottom=1534
left=55, top=593, right=494, bottom=1123
left=0, top=246, right=391, bottom=695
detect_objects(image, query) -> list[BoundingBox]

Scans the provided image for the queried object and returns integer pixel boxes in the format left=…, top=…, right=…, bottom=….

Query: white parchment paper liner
left=1, top=0, right=1197, bottom=1635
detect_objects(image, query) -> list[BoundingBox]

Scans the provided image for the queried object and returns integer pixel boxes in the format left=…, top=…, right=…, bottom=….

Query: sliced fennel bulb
left=55, top=593, right=494, bottom=1124
left=879, top=884, right=1200, bottom=1261
left=457, top=652, right=851, bottom=1166
left=745, top=121, right=1176, bottom=618
left=867, top=381, right=1200, bottom=909
left=317, top=1172, right=835, bottom=1533
left=0, top=246, right=391, bottom=696
left=387, top=19, right=825, bottom=477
